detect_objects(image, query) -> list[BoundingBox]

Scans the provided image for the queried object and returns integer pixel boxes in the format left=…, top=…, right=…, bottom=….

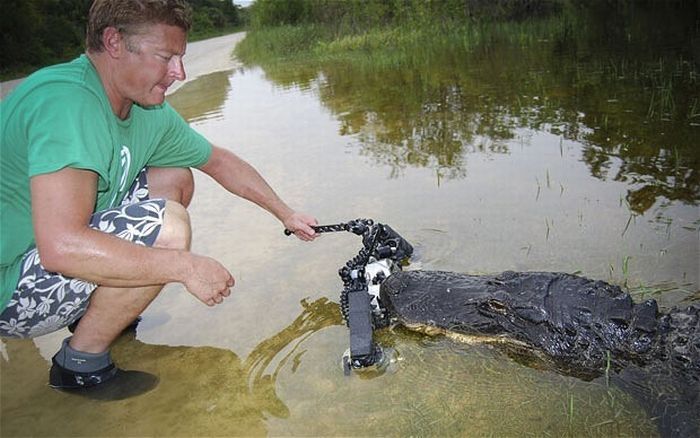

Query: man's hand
left=283, top=211, right=319, bottom=241
left=184, top=255, right=235, bottom=306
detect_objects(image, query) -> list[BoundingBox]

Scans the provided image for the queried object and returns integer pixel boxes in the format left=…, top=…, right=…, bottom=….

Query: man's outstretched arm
left=198, top=145, right=318, bottom=241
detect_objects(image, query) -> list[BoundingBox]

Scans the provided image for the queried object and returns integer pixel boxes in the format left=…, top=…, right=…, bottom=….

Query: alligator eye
left=487, top=299, right=507, bottom=314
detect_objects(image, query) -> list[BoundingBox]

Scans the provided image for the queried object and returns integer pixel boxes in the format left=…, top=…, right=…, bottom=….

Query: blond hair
left=86, top=0, right=192, bottom=52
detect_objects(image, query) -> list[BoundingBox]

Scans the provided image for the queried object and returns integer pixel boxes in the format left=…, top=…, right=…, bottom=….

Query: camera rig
left=287, top=219, right=413, bottom=373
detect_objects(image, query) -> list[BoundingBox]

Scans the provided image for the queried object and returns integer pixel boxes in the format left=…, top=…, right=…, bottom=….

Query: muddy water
left=2, top=24, right=698, bottom=438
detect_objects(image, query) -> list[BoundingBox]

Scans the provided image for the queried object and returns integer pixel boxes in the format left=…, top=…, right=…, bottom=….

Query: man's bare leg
left=69, top=167, right=195, bottom=354
left=68, top=200, right=191, bottom=353
left=147, top=167, right=195, bottom=208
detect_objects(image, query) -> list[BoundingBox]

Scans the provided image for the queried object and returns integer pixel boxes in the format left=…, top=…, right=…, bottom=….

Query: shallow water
left=2, top=14, right=698, bottom=437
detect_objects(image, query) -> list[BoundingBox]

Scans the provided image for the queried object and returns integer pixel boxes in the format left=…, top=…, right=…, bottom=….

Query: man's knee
left=147, top=167, right=194, bottom=207
left=155, top=200, right=192, bottom=250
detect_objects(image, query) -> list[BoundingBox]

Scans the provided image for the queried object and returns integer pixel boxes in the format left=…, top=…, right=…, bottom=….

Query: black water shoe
left=49, top=358, right=158, bottom=400
left=49, top=357, right=118, bottom=389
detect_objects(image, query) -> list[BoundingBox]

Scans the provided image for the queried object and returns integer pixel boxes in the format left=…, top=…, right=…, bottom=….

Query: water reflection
left=328, top=45, right=698, bottom=214
left=167, top=69, right=233, bottom=123
left=250, top=3, right=699, bottom=216
left=0, top=298, right=341, bottom=436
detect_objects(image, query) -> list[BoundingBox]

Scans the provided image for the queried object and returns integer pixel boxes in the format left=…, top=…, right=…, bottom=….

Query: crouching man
left=0, top=0, right=317, bottom=391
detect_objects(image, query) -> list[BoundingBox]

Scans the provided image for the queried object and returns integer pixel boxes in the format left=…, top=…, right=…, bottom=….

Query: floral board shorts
left=0, top=168, right=166, bottom=338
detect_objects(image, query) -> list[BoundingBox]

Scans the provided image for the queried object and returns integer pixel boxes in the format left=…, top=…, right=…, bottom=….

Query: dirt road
left=168, top=31, right=245, bottom=95
left=0, top=32, right=246, bottom=100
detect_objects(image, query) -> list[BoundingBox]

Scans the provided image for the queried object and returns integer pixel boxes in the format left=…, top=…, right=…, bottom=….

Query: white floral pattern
left=0, top=168, right=166, bottom=338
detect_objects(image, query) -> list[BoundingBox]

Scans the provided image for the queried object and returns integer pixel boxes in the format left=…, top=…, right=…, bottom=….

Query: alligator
left=379, top=269, right=699, bottom=437
left=311, top=218, right=697, bottom=436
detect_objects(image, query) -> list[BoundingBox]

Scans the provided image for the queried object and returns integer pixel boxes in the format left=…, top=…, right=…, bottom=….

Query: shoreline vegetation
left=236, top=0, right=563, bottom=62
left=236, top=1, right=698, bottom=96
left=236, top=0, right=698, bottom=104
left=234, top=0, right=698, bottom=216
left=0, top=0, right=248, bottom=81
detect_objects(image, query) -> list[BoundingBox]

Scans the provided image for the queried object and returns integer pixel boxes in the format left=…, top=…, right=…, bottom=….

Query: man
left=0, top=0, right=317, bottom=391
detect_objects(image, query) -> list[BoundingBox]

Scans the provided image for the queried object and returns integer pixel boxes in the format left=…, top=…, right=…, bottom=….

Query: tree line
left=247, top=0, right=697, bottom=33
left=248, top=0, right=564, bottom=29
left=0, top=0, right=246, bottom=80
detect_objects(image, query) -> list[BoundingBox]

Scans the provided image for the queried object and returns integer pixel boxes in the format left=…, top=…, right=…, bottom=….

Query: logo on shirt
left=109, top=145, right=132, bottom=206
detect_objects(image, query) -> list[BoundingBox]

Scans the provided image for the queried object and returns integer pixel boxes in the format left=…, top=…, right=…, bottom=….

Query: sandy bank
left=0, top=32, right=246, bottom=100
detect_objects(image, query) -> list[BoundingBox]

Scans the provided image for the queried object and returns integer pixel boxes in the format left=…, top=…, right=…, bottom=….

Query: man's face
left=119, top=23, right=187, bottom=107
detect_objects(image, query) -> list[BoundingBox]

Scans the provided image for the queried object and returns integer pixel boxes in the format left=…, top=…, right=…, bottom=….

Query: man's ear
left=102, top=26, right=123, bottom=58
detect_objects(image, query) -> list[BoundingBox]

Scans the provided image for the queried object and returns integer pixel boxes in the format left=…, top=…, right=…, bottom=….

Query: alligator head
left=380, top=269, right=699, bottom=437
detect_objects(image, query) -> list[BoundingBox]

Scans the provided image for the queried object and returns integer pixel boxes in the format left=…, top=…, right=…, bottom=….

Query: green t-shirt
left=0, top=55, right=212, bottom=310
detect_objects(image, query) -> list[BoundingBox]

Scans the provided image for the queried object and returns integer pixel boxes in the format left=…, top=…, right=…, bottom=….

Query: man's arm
left=31, top=167, right=233, bottom=305
left=198, top=145, right=318, bottom=241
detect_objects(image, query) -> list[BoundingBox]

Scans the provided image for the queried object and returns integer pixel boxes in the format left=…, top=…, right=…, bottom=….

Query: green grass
left=236, top=12, right=699, bottom=135
left=234, top=17, right=565, bottom=71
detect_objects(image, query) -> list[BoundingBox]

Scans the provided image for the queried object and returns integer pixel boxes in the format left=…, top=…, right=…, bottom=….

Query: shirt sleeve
left=24, top=83, right=112, bottom=185
left=147, top=103, right=212, bottom=168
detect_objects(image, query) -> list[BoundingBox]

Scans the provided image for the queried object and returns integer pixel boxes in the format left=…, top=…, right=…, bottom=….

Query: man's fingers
left=205, top=292, right=226, bottom=307
left=283, top=212, right=319, bottom=241
left=294, top=224, right=318, bottom=241
left=200, top=278, right=232, bottom=306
